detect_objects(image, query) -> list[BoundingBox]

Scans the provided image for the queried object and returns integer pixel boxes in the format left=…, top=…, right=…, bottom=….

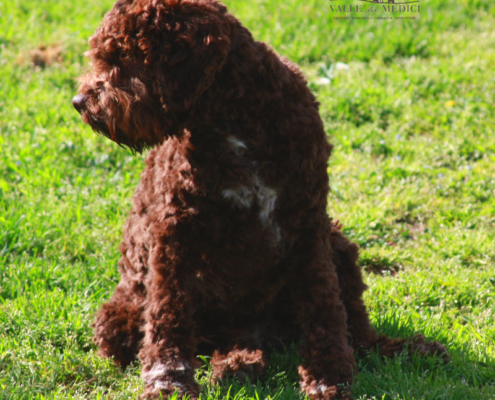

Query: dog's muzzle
left=72, top=94, right=87, bottom=113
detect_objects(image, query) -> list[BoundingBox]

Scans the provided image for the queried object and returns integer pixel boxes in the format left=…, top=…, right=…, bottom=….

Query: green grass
left=1, top=0, right=495, bottom=398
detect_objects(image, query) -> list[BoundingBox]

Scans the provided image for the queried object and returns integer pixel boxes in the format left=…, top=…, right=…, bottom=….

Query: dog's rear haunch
left=73, top=0, right=448, bottom=398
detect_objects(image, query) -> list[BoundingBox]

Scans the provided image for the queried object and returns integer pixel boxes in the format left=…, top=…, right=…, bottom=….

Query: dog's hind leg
left=329, top=222, right=378, bottom=350
left=93, top=253, right=146, bottom=368
left=93, top=285, right=144, bottom=368
left=330, top=223, right=449, bottom=361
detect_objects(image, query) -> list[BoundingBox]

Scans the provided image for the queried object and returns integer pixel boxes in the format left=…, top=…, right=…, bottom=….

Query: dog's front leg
left=139, top=261, right=199, bottom=400
left=289, top=219, right=356, bottom=400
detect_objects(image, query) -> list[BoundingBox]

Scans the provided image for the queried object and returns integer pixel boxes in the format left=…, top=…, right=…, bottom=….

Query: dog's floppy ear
left=137, top=0, right=232, bottom=113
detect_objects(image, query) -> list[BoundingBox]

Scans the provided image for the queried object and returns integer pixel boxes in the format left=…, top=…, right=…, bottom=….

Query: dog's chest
left=127, top=135, right=289, bottom=306
left=190, top=134, right=287, bottom=299
left=142, top=133, right=285, bottom=252
left=219, top=136, right=281, bottom=245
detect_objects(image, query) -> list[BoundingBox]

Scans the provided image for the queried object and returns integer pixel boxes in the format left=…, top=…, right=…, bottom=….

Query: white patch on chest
left=221, top=179, right=277, bottom=221
left=222, top=181, right=280, bottom=243
left=222, top=186, right=254, bottom=208
left=226, top=135, right=248, bottom=152
left=220, top=138, right=281, bottom=242
left=254, top=176, right=277, bottom=225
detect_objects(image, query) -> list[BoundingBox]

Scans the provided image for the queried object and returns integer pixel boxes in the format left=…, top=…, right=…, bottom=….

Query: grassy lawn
left=1, top=0, right=494, bottom=399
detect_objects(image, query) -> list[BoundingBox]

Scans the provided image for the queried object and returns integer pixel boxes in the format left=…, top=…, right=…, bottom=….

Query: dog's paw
left=298, top=365, right=352, bottom=400
left=408, top=334, right=450, bottom=361
left=140, top=379, right=200, bottom=400
left=376, top=334, right=449, bottom=362
left=140, top=383, right=199, bottom=400
left=211, top=348, right=267, bottom=383
left=141, top=360, right=199, bottom=399
left=300, top=380, right=351, bottom=400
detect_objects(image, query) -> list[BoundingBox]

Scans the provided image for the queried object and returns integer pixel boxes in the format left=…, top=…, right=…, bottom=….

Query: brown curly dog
left=72, top=0, right=447, bottom=398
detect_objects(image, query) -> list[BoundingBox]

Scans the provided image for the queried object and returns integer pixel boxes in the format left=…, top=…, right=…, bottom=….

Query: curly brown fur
left=73, top=0, right=448, bottom=398
left=211, top=346, right=268, bottom=383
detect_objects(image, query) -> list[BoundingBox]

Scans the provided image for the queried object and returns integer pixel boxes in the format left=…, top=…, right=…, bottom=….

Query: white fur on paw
left=143, top=359, right=192, bottom=385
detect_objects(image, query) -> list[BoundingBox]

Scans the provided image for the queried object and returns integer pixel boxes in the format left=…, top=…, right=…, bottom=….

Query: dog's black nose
left=72, top=94, right=87, bottom=112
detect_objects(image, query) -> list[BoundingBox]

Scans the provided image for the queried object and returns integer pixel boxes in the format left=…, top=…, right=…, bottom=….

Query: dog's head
left=73, top=0, right=234, bottom=152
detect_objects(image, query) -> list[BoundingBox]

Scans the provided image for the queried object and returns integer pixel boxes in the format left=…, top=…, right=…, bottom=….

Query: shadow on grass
left=196, top=317, right=495, bottom=400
